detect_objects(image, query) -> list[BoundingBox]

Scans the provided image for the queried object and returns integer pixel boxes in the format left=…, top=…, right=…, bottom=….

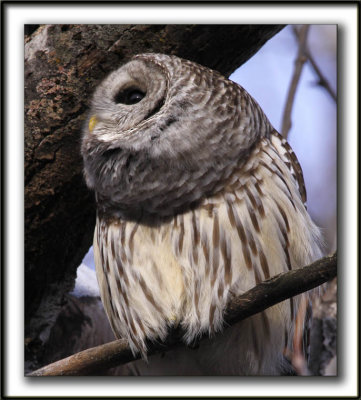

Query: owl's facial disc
left=82, top=53, right=274, bottom=219
left=89, top=59, right=168, bottom=142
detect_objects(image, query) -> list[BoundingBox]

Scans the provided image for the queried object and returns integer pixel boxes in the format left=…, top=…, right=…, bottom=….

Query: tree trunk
left=24, top=24, right=284, bottom=369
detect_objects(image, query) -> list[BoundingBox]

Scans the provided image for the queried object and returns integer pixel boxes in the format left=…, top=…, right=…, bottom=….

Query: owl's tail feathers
left=126, top=320, right=175, bottom=362
left=127, top=336, right=149, bottom=362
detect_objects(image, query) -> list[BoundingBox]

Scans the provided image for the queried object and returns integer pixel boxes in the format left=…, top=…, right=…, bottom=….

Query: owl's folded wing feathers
left=94, top=132, right=322, bottom=374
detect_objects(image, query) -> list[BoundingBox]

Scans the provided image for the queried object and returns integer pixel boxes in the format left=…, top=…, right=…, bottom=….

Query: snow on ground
left=70, top=262, right=100, bottom=298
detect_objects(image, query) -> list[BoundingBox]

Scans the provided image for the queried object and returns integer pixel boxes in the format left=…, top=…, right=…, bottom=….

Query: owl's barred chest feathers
left=93, top=133, right=322, bottom=372
left=83, top=53, right=323, bottom=375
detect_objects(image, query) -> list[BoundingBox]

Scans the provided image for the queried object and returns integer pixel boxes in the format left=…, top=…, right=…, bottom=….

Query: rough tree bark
left=24, top=24, right=285, bottom=371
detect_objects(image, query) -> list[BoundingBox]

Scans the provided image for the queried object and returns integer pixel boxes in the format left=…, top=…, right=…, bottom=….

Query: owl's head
left=81, top=53, right=272, bottom=220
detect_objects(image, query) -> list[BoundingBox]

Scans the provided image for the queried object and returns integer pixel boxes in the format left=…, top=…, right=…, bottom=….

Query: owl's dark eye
left=114, top=87, right=145, bottom=105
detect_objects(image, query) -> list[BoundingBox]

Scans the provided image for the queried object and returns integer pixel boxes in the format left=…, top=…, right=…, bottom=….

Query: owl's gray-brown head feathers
left=81, top=53, right=272, bottom=220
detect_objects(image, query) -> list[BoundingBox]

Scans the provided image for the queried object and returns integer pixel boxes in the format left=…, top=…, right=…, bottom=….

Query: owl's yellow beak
left=168, top=314, right=177, bottom=323
left=88, top=115, right=98, bottom=133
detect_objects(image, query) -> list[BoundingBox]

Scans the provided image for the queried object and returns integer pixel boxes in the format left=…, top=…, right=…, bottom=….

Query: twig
left=292, top=26, right=337, bottom=102
left=290, top=296, right=311, bottom=375
left=28, top=252, right=337, bottom=376
left=281, top=25, right=310, bottom=139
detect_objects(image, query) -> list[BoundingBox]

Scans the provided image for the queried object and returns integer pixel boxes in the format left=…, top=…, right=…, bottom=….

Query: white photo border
left=3, top=2, right=358, bottom=398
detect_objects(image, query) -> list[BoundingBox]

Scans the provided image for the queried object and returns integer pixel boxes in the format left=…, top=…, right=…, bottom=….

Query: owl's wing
left=170, top=134, right=323, bottom=364
left=270, top=130, right=307, bottom=205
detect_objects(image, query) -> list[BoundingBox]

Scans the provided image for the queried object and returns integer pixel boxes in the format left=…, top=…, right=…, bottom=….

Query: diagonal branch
left=28, top=252, right=337, bottom=376
left=281, top=24, right=310, bottom=139
left=292, top=26, right=337, bottom=102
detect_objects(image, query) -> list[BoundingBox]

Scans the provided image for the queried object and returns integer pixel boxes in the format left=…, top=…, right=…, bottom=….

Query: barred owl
left=81, top=53, right=323, bottom=375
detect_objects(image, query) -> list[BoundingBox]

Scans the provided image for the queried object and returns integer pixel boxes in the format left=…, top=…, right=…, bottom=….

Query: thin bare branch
left=290, top=296, right=311, bottom=375
left=281, top=25, right=310, bottom=139
left=292, top=26, right=337, bottom=102
left=28, top=253, right=337, bottom=376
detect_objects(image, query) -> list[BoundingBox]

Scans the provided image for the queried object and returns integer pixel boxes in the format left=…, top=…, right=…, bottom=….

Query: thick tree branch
left=29, top=253, right=337, bottom=376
